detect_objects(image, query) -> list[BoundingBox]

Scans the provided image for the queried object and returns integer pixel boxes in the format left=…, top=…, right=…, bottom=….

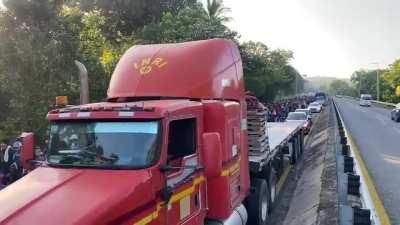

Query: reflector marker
left=221, top=159, right=241, bottom=177
left=119, top=111, right=134, bottom=117
left=77, top=112, right=91, bottom=118
left=133, top=176, right=205, bottom=225
left=59, top=113, right=71, bottom=118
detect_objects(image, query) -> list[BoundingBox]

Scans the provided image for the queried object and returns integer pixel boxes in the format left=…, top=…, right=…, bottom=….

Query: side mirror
left=201, top=132, right=222, bottom=178
left=20, top=132, right=35, bottom=171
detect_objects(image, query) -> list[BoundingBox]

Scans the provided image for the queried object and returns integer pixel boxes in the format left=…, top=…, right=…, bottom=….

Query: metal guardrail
left=333, top=99, right=391, bottom=225
left=335, top=95, right=396, bottom=108
left=371, top=100, right=396, bottom=108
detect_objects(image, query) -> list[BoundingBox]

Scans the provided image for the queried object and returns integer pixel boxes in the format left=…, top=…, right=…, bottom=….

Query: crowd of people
left=0, top=138, right=24, bottom=189
left=264, top=96, right=313, bottom=122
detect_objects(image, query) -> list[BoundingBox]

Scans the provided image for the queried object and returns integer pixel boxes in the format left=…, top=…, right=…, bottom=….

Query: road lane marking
left=376, top=116, right=387, bottom=125
left=347, top=133, right=392, bottom=225
left=393, top=128, right=400, bottom=136
left=382, top=154, right=400, bottom=166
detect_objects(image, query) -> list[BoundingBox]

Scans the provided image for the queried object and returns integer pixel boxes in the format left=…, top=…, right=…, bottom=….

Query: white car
left=286, top=112, right=308, bottom=122
left=307, top=102, right=322, bottom=113
left=286, top=112, right=312, bottom=135
left=295, top=108, right=312, bottom=121
left=359, top=94, right=372, bottom=107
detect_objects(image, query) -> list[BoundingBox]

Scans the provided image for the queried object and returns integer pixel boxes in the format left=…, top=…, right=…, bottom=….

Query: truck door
left=165, top=118, right=206, bottom=225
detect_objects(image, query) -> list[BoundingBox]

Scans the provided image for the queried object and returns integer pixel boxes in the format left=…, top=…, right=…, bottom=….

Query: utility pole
left=370, top=62, right=380, bottom=101
left=377, top=69, right=380, bottom=101
left=358, top=72, right=362, bottom=96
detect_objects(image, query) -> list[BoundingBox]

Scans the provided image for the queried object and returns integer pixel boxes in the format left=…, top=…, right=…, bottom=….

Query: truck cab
left=0, top=39, right=251, bottom=225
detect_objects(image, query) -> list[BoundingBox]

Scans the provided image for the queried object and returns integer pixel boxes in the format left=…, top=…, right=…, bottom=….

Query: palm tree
left=205, top=0, right=231, bottom=23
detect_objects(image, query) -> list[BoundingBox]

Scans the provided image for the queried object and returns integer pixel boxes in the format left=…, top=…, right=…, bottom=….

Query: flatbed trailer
left=245, top=120, right=305, bottom=222
left=249, top=121, right=305, bottom=172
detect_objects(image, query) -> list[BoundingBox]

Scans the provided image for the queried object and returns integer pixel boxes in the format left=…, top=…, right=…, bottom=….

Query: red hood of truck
left=0, top=167, right=156, bottom=225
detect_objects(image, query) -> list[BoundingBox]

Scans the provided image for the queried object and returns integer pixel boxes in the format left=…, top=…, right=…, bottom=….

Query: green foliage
left=0, top=0, right=303, bottom=144
left=205, top=0, right=231, bottom=23
left=350, top=69, right=386, bottom=100
left=328, top=80, right=357, bottom=97
left=381, top=59, right=400, bottom=103
left=240, top=41, right=301, bottom=100
left=138, top=4, right=237, bottom=44
left=0, top=0, right=80, bottom=142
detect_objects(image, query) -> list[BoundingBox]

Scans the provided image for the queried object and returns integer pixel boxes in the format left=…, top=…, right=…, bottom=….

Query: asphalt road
left=334, top=97, right=400, bottom=224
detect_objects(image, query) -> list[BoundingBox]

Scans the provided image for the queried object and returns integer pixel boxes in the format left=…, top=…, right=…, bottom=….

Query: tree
left=328, top=80, right=357, bottom=97
left=351, top=69, right=386, bottom=100
left=0, top=0, right=303, bottom=144
left=240, top=41, right=295, bottom=101
left=381, top=59, right=400, bottom=103
left=138, top=3, right=238, bottom=44
left=205, top=0, right=231, bottom=23
left=0, top=0, right=81, bottom=141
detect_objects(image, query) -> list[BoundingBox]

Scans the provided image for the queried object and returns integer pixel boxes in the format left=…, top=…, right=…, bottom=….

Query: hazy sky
left=223, top=0, right=400, bottom=78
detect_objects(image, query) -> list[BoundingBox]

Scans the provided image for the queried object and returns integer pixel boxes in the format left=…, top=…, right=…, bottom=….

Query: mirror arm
left=30, top=159, right=47, bottom=167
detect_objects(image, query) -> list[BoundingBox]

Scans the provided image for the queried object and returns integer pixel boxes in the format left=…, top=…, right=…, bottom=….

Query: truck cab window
left=167, top=118, right=196, bottom=161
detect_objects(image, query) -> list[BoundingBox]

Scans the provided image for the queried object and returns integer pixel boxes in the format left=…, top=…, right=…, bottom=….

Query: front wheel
left=246, top=179, right=270, bottom=225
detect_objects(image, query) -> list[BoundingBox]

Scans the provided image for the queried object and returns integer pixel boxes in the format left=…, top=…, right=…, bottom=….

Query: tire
left=290, top=139, right=298, bottom=164
left=268, top=169, right=278, bottom=209
left=297, top=133, right=304, bottom=155
left=246, top=179, right=270, bottom=225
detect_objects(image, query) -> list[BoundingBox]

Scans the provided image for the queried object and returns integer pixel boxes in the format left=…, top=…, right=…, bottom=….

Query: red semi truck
left=0, top=39, right=305, bottom=225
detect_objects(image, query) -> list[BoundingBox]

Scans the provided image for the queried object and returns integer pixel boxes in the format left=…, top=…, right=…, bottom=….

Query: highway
left=334, top=97, right=400, bottom=224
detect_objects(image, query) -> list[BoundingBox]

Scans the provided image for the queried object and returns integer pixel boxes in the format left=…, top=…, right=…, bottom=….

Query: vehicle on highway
left=391, top=103, right=400, bottom=122
left=307, top=102, right=322, bottom=113
left=286, top=112, right=312, bottom=135
left=295, top=108, right=312, bottom=120
left=315, top=91, right=327, bottom=106
left=359, top=94, right=372, bottom=107
left=0, top=39, right=306, bottom=225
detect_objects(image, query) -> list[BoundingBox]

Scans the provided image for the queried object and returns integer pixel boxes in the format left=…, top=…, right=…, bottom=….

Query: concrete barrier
left=333, top=99, right=391, bottom=225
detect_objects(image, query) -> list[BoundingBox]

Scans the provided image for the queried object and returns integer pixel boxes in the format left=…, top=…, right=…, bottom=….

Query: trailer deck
left=249, top=121, right=304, bottom=172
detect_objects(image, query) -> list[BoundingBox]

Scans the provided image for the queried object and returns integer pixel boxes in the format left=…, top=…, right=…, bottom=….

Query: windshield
left=310, top=103, right=320, bottom=106
left=47, top=121, right=161, bottom=169
left=287, top=113, right=307, bottom=120
left=361, top=96, right=372, bottom=100
left=296, top=109, right=309, bottom=115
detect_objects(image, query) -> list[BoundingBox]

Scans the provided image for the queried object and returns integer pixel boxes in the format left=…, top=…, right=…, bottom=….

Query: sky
left=222, top=0, right=400, bottom=78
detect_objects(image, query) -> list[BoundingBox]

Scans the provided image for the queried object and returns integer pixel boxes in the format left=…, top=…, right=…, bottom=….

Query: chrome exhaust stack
left=74, top=60, right=90, bottom=104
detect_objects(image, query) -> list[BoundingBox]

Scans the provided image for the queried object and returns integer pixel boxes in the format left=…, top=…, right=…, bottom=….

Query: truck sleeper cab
left=0, top=39, right=304, bottom=225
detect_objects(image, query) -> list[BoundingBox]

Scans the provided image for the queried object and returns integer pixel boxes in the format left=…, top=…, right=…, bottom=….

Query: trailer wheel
left=290, top=141, right=297, bottom=164
left=247, top=179, right=269, bottom=225
left=299, top=133, right=304, bottom=155
left=268, top=168, right=277, bottom=209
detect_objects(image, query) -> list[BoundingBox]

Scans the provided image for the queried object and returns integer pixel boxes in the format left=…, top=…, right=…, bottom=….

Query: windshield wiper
left=59, top=148, right=119, bottom=163
left=82, top=150, right=119, bottom=163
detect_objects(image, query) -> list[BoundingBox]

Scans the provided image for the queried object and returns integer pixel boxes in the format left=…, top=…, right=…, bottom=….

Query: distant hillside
left=305, top=76, right=351, bottom=91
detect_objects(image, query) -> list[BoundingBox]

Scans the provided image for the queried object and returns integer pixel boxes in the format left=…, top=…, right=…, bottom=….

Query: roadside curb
left=346, top=132, right=391, bottom=225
